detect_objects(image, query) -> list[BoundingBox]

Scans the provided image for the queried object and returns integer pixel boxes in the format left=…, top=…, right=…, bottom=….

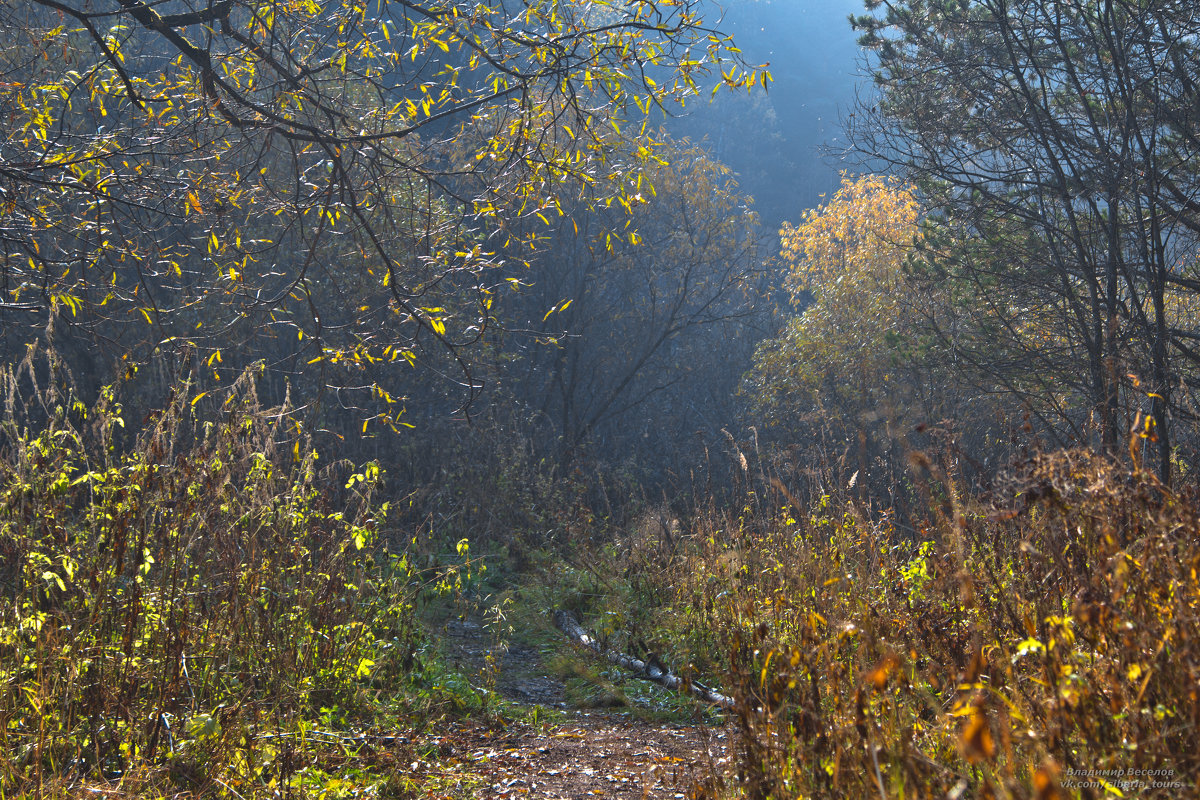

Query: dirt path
left=436, top=712, right=730, bottom=799
left=431, top=617, right=733, bottom=799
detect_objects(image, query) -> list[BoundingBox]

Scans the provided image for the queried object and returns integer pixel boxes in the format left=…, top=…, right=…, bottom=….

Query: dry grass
left=0, top=355, right=430, bottom=798
left=647, top=448, right=1199, bottom=798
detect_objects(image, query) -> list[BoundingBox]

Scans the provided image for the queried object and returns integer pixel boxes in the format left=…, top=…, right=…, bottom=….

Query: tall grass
left=650, top=448, right=1199, bottom=798
left=0, top=354, right=423, bottom=797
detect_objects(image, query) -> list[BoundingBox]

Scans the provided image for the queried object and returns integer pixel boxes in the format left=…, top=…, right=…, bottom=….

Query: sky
left=669, top=0, right=870, bottom=232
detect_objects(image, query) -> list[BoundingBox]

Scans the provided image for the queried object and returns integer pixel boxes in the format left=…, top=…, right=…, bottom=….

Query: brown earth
left=438, top=712, right=731, bottom=799
left=424, top=616, right=733, bottom=799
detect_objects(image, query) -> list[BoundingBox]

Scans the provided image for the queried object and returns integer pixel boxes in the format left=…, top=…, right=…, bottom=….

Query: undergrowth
left=7, top=343, right=1199, bottom=800
left=637, top=449, right=1200, bottom=798
left=0, top=354, right=468, bottom=798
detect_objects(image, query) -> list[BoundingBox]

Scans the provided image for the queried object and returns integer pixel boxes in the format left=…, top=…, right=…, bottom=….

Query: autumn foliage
left=645, top=449, right=1200, bottom=798
left=749, top=175, right=932, bottom=422
left=5, top=1, right=1200, bottom=799
left=0, top=356, right=440, bottom=797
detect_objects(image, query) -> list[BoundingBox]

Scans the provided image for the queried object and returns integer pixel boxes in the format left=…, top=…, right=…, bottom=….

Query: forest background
left=1, top=0, right=1198, bottom=797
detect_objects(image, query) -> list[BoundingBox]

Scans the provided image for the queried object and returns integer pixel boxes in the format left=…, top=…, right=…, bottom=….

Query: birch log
left=552, top=610, right=737, bottom=711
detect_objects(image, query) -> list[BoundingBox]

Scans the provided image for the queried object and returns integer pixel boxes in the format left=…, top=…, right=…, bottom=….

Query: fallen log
left=552, top=610, right=737, bottom=711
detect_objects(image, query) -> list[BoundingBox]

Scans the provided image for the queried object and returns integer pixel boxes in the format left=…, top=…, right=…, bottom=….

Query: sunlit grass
left=631, top=449, right=1200, bottom=798
left=0, top=356, right=473, bottom=798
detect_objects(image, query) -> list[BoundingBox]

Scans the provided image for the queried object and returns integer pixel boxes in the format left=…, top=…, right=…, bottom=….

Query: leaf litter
left=416, top=615, right=732, bottom=798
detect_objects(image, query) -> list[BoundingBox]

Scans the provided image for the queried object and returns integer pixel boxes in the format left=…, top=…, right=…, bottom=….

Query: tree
left=750, top=175, right=926, bottom=416
left=493, top=135, right=766, bottom=475
left=0, top=0, right=764, bottom=427
left=853, top=0, right=1200, bottom=482
left=747, top=174, right=953, bottom=498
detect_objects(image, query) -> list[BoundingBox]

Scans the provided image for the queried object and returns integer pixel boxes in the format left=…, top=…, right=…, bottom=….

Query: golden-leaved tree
left=749, top=175, right=929, bottom=420
left=0, top=0, right=763, bottom=425
left=745, top=174, right=965, bottom=499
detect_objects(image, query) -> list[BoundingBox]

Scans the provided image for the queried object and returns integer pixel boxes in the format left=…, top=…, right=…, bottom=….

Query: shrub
left=0, top=355, right=421, bottom=797
left=664, top=451, right=1199, bottom=798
